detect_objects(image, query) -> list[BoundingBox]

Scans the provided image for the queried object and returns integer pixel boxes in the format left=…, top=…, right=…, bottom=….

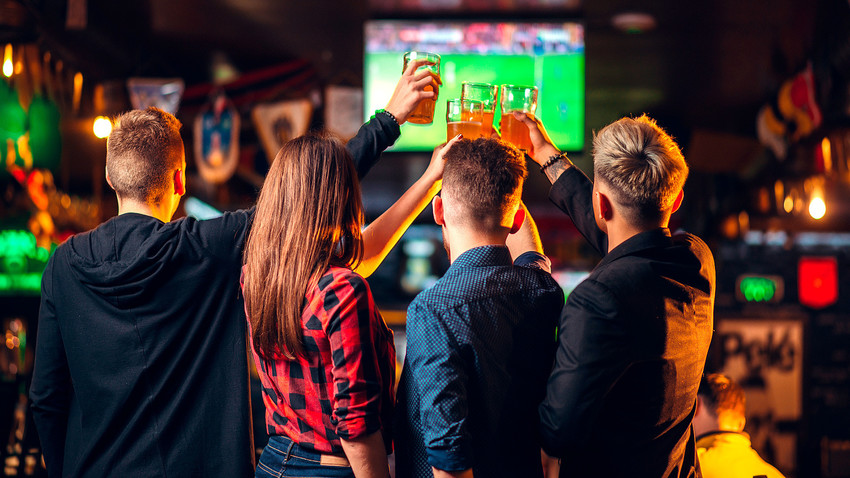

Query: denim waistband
left=266, top=435, right=350, bottom=466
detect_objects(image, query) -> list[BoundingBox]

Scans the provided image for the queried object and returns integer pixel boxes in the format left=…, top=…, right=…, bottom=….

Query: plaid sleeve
left=325, top=271, right=386, bottom=440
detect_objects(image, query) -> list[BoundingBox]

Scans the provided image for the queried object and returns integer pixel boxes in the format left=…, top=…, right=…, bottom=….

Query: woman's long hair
left=243, top=133, right=364, bottom=359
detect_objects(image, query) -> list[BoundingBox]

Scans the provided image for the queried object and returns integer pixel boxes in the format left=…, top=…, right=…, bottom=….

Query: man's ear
left=174, top=168, right=186, bottom=196
left=432, top=195, right=444, bottom=226
left=508, top=206, right=525, bottom=234
left=671, top=189, right=684, bottom=213
left=597, top=191, right=613, bottom=221
left=105, top=167, right=115, bottom=191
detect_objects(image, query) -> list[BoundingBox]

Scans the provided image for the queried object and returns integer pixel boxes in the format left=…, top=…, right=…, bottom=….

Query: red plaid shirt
left=245, top=266, right=396, bottom=454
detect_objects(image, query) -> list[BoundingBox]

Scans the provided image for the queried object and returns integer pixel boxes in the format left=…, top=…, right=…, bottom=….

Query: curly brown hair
left=442, top=138, right=527, bottom=232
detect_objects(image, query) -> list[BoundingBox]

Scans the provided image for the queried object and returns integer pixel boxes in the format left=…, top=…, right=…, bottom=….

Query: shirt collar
left=695, top=431, right=752, bottom=449
left=596, top=227, right=673, bottom=270
left=449, top=245, right=512, bottom=271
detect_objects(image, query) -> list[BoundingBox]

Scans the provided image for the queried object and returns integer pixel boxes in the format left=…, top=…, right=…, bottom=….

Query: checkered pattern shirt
left=395, top=246, right=564, bottom=477
left=246, top=266, right=396, bottom=454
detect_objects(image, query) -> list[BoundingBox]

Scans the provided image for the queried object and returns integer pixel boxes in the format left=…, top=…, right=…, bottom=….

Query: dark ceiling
left=3, top=0, right=848, bottom=139
left=4, top=0, right=850, bottom=234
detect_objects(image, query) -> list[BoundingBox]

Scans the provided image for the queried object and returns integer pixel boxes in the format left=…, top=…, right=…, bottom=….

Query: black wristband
left=376, top=109, right=399, bottom=125
left=540, top=152, right=566, bottom=173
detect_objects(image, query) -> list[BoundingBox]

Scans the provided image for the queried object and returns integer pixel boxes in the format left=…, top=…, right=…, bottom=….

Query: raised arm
left=515, top=112, right=571, bottom=184
left=355, top=137, right=460, bottom=277
left=505, top=203, right=543, bottom=260
left=347, top=58, right=441, bottom=179
left=515, top=113, right=608, bottom=255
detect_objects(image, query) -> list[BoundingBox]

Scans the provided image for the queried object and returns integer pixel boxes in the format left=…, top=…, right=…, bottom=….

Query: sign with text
left=713, top=317, right=803, bottom=475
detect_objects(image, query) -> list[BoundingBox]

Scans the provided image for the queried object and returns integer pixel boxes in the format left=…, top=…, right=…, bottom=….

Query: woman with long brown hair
left=243, top=131, right=458, bottom=478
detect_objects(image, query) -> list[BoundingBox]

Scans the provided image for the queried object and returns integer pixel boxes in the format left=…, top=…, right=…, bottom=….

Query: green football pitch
left=364, top=53, right=584, bottom=151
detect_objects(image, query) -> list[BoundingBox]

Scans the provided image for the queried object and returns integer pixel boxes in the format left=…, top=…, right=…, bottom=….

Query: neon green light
left=0, top=273, right=42, bottom=290
left=0, top=230, right=53, bottom=294
left=740, top=277, right=777, bottom=302
left=0, top=230, right=46, bottom=258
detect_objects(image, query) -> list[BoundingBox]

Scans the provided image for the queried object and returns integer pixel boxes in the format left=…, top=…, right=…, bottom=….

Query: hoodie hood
left=65, top=213, right=192, bottom=300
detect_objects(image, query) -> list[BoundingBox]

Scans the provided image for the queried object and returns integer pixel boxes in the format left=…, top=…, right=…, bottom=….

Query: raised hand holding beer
left=384, top=55, right=442, bottom=124
left=399, top=51, right=441, bottom=124
left=512, top=112, right=560, bottom=166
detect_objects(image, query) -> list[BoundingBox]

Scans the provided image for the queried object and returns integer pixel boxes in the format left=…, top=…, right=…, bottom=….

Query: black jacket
left=539, top=167, right=715, bottom=478
left=29, top=114, right=399, bottom=477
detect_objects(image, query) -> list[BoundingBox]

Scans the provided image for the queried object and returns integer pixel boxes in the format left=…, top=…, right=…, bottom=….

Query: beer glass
left=446, top=99, right=484, bottom=141
left=499, top=85, right=538, bottom=153
left=403, top=51, right=441, bottom=124
left=461, top=82, right=499, bottom=137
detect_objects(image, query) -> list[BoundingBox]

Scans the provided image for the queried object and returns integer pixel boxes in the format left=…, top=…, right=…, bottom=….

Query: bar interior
left=1, top=0, right=849, bottom=476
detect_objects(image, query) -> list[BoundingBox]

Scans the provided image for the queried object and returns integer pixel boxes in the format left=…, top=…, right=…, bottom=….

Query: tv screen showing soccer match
left=364, top=20, right=585, bottom=152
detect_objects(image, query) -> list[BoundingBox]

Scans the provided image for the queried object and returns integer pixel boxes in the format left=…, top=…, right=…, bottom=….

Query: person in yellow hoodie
left=694, top=374, right=786, bottom=478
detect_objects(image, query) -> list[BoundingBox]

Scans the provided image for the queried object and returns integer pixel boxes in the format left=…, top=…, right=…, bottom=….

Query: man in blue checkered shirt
left=395, top=137, right=564, bottom=478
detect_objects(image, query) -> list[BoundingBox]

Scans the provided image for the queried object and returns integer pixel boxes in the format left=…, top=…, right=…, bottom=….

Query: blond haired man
left=518, top=114, right=716, bottom=477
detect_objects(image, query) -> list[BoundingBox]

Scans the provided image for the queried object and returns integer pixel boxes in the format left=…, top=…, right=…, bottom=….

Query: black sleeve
left=29, top=256, right=71, bottom=477
left=191, top=207, right=255, bottom=263
left=548, top=167, right=608, bottom=256
left=345, top=112, right=401, bottom=179
left=538, top=279, right=629, bottom=455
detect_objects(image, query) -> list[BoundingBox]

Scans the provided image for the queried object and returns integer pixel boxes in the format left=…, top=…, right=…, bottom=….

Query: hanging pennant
left=26, top=45, right=61, bottom=173
left=194, top=92, right=240, bottom=184
left=0, top=80, right=28, bottom=171
left=127, top=78, right=185, bottom=115
left=66, top=0, right=87, bottom=30
left=324, top=85, right=363, bottom=141
left=251, top=99, right=312, bottom=162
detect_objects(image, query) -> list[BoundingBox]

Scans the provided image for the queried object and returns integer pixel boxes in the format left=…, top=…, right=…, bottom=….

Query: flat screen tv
left=364, top=20, right=585, bottom=152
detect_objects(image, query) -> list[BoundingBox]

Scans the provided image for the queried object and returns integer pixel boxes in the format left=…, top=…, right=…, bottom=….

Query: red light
left=798, top=257, right=838, bottom=309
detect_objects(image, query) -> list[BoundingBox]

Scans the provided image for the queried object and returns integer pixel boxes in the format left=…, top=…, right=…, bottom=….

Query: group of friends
left=27, top=60, right=774, bottom=478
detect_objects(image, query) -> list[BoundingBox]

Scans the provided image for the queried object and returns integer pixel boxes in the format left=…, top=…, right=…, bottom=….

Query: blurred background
left=1, top=0, right=850, bottom=476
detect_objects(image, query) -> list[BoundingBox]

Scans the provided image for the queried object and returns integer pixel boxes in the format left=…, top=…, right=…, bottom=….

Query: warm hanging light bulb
left=3, top=44, right=12, bottom=78
left=93, top=116, right=112, bottom=139
left=808, top=196, right=826, bottom=220
left=821, top=137, right=832, bottom=173
left=783, top=196, right=794, bottom=213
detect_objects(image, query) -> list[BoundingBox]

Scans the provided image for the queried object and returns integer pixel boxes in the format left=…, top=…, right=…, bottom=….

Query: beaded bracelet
left=540, top=152, right=567, bottom=173
left=376, top=109, right=399, bottom=125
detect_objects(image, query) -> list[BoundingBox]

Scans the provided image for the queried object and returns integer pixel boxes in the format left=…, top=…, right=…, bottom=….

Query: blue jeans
left=255, top=435, right=355, bottom=478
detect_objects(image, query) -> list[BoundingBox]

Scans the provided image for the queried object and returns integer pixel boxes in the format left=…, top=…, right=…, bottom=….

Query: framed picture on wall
left=710, top=316, right=804, bottom=475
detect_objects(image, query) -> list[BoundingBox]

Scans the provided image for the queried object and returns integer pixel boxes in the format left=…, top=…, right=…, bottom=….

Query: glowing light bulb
left=808, top=197, right=826, bottom=220
left=783, top=196, right=793, bottom=213
left=93, top=116, right=112, bottom=139
left=821, top=137, right=832, bottom=173
left=3, top=44, right=12, bottom=78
